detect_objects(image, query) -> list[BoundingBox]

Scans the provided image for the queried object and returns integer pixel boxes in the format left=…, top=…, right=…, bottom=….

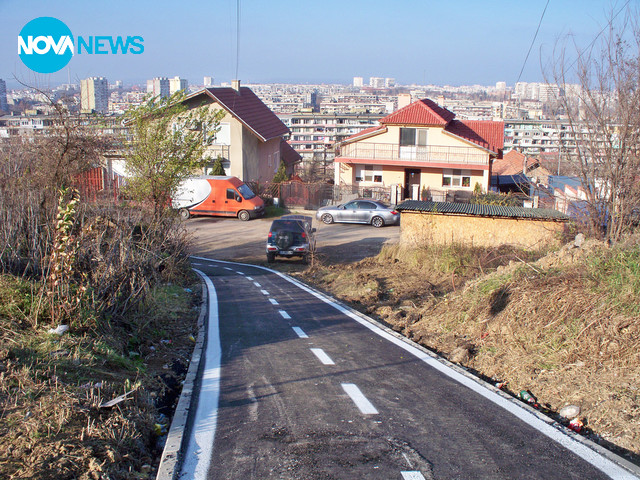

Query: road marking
left=292, top=327, right=308, bottom=338
left=191, top=262, right=204, bottom=266
left=235, top=271, right=245, bottom=275
left=261, top=290, right=269, bottom=295
left=181, top=269, right=221, bottom=479
left=341, top=383, right=378, bottom=415
left=253, top=282, right=261, bottom=288
left=310, top=348, right=335, bottom=365
left=269, top=298, right=279, bottom=305
left=279, top=310, right=291, bottom=320
left=246, top=276, right=253, bottom=281
left=223, top=267, right=232, bottom=271
left=401, top=473, right=426, bottom=480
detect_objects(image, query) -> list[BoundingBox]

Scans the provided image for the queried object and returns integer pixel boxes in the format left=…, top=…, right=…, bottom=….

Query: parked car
left=266, top=215, right=316, bottom=263
left=316, top=199, right=399, bottom=227
left=172, top=175, right=264, bottom=221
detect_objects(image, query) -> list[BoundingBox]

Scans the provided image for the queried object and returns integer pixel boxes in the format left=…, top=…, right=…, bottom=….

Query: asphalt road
left=183, top=214, right=400, bottom=265
left=179, top=257, right=636, bottom=480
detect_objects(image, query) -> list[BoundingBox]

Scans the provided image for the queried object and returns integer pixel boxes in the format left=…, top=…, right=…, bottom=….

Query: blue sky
left=0, top=0, right=631, bottom=88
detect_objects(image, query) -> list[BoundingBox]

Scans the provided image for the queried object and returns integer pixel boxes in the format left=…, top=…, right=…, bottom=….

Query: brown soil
left=296, top=240, right=640, bottom=464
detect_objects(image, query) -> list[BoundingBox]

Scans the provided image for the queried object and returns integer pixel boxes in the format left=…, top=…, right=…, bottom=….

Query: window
left=400, top=128, right=428, bottom=146
left=355, top=165, right=382, bottom=183
left=442, top=169, right=471, bottom=188
left=213, top=123, right=231, bottom=145
left=226, top=188, right=240, bottom=201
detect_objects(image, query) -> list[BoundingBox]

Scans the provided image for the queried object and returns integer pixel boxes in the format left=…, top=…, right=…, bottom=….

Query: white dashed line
left=246, top=277, right=253, bottom=281
left=310, top=348, right=335, bottom=365
left=253, top=282, right=261, bottom=288
left=223, top=267, right=232, bottom=271
left=401, top=472, right=427, bottom=480
left=261, top=290, right=269, bottom=295
left=269, top=298, right=279, bottom=305
left=279, top=310, right=291, bottom=320
left=235, top=271, right=245, bottom=275
left=341, top=383, right=378, bottom=415
left=191, top=262, right=204, bottom=266
left=292, top=327, right=308, bottom=338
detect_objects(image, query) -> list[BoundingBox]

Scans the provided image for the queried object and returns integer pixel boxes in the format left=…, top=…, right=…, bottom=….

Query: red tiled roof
left=445, top=120, right=504, bottom=154
left=186, top=87, right=289, bottom=142
left=343, top=125, right=386, bottom=142
left=281, top=140, right=302, bottom=167
left=380, top=98, right=456, bottom=126
left=493, top=150, right=539, bottom=175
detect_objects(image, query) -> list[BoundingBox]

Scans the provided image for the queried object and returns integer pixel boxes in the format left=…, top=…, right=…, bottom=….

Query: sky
left=0, top=0, right=634, bottom=89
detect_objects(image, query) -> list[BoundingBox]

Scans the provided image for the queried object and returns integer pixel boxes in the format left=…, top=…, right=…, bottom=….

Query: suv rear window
left=270, top=220, right=305, bottom=233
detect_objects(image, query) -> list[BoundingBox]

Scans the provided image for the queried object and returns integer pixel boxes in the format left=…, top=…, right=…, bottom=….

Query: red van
left=173, top=176, right=265, bottom=220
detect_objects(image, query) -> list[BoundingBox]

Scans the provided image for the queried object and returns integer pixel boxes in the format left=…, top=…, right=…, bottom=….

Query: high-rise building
left=353, top=76, right=363, bottom=88
left=369, top=77, right=385, bottom=88
left=80, top=77, right=109, bottom=113
left=204, top=76, right=214, bottom=87
left=147, top=77, right=170, bottom=98
left=0, top=79, right=7, bottom=113
left=169, top=76, right=188, bottom=95
left=384, top=78, right=396, bottom=88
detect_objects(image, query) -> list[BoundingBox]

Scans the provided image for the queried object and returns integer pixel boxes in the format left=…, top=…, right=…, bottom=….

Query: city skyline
left=0, top=0, right=630, bottom=88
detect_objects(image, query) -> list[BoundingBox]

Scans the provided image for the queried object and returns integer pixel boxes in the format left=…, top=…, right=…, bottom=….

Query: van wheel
left=179, top=209, right=190, bottom=220
left=238, top=210, right=250, bottom=221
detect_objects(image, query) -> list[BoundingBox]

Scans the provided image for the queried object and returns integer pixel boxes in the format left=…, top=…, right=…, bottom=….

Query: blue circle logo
left=18, top=17, right=74, bottom=74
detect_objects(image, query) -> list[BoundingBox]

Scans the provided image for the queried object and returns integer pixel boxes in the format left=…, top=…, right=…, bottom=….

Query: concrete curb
left=155, top=275, right=208, bottom=480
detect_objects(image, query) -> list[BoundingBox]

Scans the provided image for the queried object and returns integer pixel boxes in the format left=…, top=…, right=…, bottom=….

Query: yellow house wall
left=400, top=211, right=565, bottom=249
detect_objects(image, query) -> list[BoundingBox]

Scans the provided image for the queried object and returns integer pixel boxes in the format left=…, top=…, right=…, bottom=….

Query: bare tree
left=549, top=7, right=640, bottom=242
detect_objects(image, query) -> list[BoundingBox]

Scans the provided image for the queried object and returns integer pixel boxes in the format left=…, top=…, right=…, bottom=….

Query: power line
left=516, top=0, right=551, bottom=85
left=235, top=0, right=241, bottom=81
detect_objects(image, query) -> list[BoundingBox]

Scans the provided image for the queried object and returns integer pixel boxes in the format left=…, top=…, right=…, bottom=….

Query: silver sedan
left=316, top=199, right=399, bottom=227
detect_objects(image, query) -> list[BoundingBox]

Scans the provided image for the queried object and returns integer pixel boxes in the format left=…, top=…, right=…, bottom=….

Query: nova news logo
left=18, top=17, right=144, bottom=74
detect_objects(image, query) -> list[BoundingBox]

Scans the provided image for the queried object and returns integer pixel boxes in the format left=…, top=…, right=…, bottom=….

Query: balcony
left=337, top=142, right=489, bottom=166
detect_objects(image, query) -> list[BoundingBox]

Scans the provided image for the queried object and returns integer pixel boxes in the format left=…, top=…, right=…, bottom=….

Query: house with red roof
left=335, top=98, right=503, bottom=200
left=182, top=81, right=300, bottom=183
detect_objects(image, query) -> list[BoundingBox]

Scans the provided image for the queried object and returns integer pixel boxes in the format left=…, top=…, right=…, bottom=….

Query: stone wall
left=400, top=211, right=566, bottom=249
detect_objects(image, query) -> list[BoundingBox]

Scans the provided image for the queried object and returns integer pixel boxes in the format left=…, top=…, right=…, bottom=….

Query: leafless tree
left=548, top=7, right=640, bottom=242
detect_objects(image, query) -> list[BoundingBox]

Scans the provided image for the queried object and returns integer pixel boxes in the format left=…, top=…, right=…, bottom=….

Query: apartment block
left=169, top=76, right=189, bottom=95
left=0, top=79, right=7, bottom=113
left=147, top=77, right=170, bottom=98
left=80, top=77, right=109, bottom=113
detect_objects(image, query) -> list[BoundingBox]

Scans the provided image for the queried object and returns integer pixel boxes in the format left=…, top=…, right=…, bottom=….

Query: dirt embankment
left=298, top=238, right=640, bottom=462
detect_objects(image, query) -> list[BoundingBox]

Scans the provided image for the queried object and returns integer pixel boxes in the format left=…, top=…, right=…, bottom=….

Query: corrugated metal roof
left=396, top=200, right=569, bottom=221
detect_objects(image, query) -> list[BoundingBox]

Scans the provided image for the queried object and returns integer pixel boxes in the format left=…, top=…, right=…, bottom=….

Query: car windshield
left=237, top=183, right=256, bottom=200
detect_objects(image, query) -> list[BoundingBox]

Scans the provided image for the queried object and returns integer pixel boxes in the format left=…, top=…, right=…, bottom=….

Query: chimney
left=231, top=79, right=241, bottom=92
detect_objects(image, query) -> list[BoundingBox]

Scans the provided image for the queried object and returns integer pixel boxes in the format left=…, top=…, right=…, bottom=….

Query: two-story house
left=182, top=81, right=300, bottom=183
left=334, top=98, right=503, bottom=201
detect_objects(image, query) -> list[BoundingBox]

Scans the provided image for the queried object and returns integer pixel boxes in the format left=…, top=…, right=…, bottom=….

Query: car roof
left=280, top=214, right=313, bottom=223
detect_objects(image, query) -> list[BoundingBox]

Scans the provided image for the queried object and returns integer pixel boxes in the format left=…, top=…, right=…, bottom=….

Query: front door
left=404, top=169, right=421, bottom=200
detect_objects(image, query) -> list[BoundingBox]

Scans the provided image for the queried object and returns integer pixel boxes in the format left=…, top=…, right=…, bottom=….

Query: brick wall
left=400, top=211, right=566, bottom=249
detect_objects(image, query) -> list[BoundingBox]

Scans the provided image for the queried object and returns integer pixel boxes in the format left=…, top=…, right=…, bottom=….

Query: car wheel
left=178, top=208, right=190, bottom=220
left=371, top=216, right=384, bottom=228
left=321, top=213, right=334, bottom=224
left=238, top=210, right=250, bottom=221
left=267, top=252, right=276, bottom=263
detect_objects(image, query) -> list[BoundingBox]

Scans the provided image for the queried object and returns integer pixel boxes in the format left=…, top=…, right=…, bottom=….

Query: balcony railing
left=338, top=142, right=489, bottom=166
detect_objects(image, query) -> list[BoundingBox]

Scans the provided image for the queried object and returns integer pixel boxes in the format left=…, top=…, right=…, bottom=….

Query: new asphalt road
left=179, top=257, right=638, bottom=480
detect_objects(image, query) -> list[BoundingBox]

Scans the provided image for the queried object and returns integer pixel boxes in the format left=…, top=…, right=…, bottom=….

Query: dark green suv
left=266, top=215, right=316, bottom=263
